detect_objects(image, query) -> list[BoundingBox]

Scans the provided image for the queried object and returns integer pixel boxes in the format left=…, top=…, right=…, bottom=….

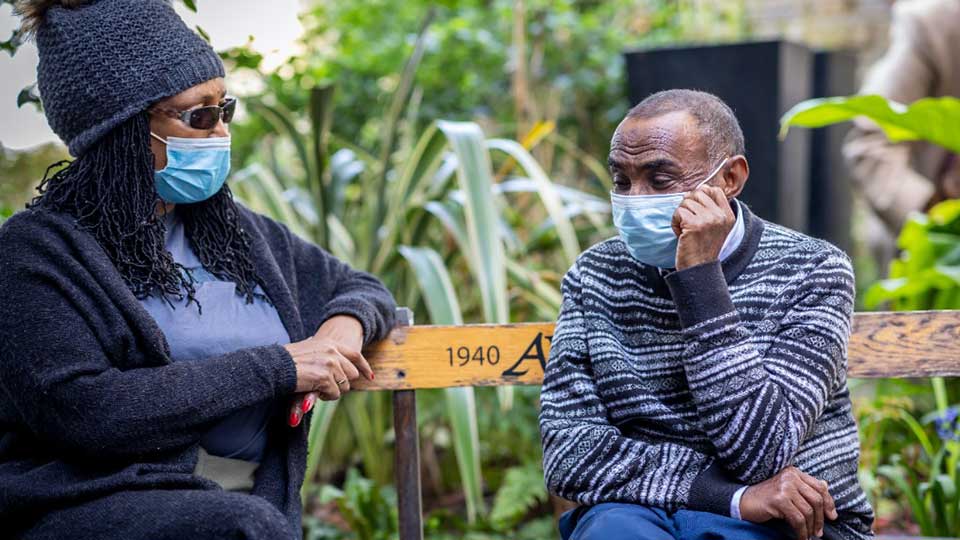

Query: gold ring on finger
left=336, top=378, right=347, bottom=386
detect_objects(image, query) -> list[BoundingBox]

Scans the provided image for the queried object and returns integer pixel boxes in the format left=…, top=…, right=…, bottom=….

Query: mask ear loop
left=695, top=157, right=729, bottom=190
left=150, top=132, right=168, bottom=145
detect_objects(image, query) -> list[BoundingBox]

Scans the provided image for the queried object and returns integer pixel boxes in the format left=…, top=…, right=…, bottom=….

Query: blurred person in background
left=844, top=0, right=960, bottom=272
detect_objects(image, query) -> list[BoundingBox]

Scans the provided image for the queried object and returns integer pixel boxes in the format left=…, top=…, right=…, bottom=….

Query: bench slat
left=356, top=311, right=960, bottom=390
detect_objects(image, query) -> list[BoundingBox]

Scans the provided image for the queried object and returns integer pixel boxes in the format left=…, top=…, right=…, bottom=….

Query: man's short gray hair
left=626, top=89, right=746, bottom=161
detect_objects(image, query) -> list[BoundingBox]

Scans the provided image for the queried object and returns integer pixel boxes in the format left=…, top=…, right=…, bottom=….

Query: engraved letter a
left=502, top=332, right=548, bottom=377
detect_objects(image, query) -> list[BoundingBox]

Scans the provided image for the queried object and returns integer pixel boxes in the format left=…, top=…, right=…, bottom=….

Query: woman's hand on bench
left=284, top=315, right=373, bottom=426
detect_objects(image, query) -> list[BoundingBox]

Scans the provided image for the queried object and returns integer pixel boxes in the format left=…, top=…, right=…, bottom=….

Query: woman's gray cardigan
left=0, top=205, right=396, bottom=538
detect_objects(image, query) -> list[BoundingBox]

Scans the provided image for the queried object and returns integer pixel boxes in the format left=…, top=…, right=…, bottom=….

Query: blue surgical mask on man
left=611, top=158, right=728, bottom=268
left=151, top=133, right=231, bottom=204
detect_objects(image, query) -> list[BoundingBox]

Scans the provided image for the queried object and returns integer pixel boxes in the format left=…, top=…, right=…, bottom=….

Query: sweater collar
left=718, top=199, right=745, bottom=262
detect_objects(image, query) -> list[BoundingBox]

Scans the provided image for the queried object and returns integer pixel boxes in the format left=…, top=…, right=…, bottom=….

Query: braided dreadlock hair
left=28, top=111, right=262, bottom=308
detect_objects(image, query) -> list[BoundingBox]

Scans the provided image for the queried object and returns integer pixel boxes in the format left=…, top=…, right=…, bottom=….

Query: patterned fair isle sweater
left=539, top=202, right=874, bottom=539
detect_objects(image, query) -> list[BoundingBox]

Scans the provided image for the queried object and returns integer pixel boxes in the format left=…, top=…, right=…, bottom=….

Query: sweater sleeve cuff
left=687, top=462, right=747, bottom=517
left=664, top=261, right=736, bottom=328
left=255, top=343, right=298, bottom=395
left=321, top=300, right=378, bottom=345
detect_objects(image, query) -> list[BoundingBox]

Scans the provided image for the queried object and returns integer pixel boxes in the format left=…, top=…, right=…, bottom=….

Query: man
left=539, top=90, right=874, bottom=540
left=844, top=0, right=960, bottom=272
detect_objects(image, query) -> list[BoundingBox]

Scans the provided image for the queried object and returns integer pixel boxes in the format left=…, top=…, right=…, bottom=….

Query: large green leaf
left=436, top=121, right=509, bottom=325
left=309, top=85, right=336, bottom=248
left=878, top=462, right=934, bottom=534
left=488, top=138, right=581, bottom=266
left=437, top=121, right=513, bottom=411
left=371, top=9, right=437, bottom=255
left=779, top=94, right=960, bottom=154
left=302, top=401, right=339, bottom=499
left=398, top=246, right=486, bottom=522
left=231, top=163, right=311, bottom=239
left=372, top=123, right=450, bottom=273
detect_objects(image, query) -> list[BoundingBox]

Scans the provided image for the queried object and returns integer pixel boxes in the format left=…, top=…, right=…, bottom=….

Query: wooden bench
left=354, top=308, right=960, bottom=540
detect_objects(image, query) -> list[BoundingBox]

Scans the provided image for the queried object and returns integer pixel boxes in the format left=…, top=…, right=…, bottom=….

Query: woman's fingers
left=339, top=346, right=374, bottom=381
left=328, top=354, right=351, bottom=393
left=301, top=392, right=318, bottom=413
left=338, top=355, right=360, bottom=381
left=289, top=397, right=304, bottom=427
left=288, top=392, right=321, bottom=427
left=317, top=371, right=341, bottom=402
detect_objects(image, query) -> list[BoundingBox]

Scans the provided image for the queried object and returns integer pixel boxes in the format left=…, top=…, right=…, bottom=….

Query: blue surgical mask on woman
left=151, top=133, right=231, bottom=204
left=611, top=158, right=728, bottom=268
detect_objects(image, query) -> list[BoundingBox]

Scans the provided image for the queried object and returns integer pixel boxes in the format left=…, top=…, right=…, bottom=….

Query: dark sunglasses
left=151, top=97, right=237, bottom=130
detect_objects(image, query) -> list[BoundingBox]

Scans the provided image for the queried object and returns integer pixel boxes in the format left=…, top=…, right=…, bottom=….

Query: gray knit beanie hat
left=25, top=0, right=225, bottom=156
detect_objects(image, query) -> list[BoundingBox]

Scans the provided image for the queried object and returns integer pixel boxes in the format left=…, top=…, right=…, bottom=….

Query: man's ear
left=721, top=155, right=748, bottom=199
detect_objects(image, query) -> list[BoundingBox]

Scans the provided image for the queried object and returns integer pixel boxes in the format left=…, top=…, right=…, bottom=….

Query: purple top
left=140, top=210, right=290, bottom=462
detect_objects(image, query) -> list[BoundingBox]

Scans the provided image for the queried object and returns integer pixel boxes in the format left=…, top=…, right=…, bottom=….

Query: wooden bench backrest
left=363, top=309, right=960, bottom=540
left=358, top=310, right=960, bottom=391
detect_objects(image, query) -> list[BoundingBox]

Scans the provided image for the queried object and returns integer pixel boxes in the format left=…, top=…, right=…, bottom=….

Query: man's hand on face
left=740, top=466, right=838, bottom=540
left=671, top=184, right=736, bottom=270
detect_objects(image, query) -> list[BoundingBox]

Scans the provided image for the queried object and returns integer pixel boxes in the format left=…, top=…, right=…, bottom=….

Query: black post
left=391, top=308, right=422, bottom=540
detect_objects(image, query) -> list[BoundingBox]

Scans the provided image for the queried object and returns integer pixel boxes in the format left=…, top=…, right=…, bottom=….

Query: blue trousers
left=560, top=503, right=787, bottom=540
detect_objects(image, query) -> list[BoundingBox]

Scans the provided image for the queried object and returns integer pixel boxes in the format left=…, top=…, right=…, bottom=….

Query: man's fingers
left=796, top=481, right=825, bottom=537
left=690, top=188, right=721, bottom=211
left=782, top=498, right=810, bottom=540
left=691, top=187, right=734, bottom=222
left=791, top=491, right=816, bottom=540
left=704, top=184, right=730, bottom=210
left=679, top=196, right=709, bottom=216
left=799, top=474, right=837, bottom=521
left=673, top=207, right=697, bottom=236
left=822, top=481, right=837, bottom=520
left=671, top=206, right=684, bottom=236
left=676, top=200, right=707, bottom=226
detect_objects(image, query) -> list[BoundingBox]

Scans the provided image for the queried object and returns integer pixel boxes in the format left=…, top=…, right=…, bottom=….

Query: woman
left=0, top=1, right=396, bottom=538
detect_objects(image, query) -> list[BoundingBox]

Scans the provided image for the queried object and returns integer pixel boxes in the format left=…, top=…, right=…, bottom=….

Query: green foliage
left=779, top=94, right=960, bottom=312
left=489, top=464, right=549, bottom=531
left=319, top=469, right=398, bottom=540
left=780, top=94, right=960, bottom=154
left=874, top=407, right=960, bottom=536
left=0, top=143, right=68, bottom=211
left=224, top=0, right=749, bottom=180
left=864, top=200, right=960, bottom=311
left=16, top=83, right=40, bottom=111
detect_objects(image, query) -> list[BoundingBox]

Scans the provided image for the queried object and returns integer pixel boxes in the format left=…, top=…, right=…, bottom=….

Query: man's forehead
left=612, top=111, right=696, bottom=144
left=609, top=110, right=705, bottom=165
